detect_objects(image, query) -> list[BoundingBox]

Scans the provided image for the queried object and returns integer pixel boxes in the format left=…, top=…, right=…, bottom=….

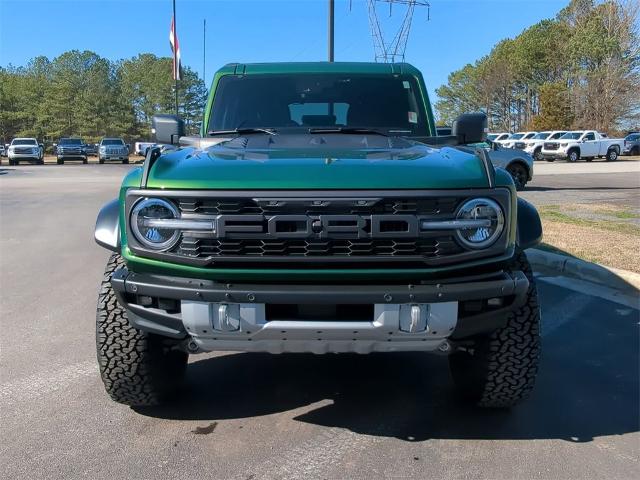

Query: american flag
left=169, top=16, right=181, bottom=81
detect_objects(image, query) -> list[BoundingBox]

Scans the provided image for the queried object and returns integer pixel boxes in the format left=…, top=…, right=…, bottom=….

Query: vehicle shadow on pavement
left=138, top=286, right=639, bottom=443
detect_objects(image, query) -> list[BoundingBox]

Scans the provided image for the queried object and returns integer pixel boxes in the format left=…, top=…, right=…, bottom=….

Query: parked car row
left=1, top=137, right=132, bottom=165
left=487, top=130, right=638, bottom=162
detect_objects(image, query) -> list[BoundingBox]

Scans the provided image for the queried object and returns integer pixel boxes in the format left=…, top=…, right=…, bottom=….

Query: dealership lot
left=1, top=163, right=638, bottom=479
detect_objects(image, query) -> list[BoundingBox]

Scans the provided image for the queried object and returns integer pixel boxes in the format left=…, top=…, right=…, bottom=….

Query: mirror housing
left=452, top=113, right=488, bottom=145
left=152, top=114, right=185, bottom=145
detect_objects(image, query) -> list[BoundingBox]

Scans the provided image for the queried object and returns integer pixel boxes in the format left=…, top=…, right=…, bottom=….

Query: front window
left=101, top=139, right=125, bottom=146
left=550, top=132, right=565, bottom=139
left=531, top=132, right=551, bottom=140
left=625, top=134, right=639, bottom=141
left=507, top=133, right=524, bottom=140
left=60, top=138, right=82, bottom=145
left=523, top=133, right=536, bottom=139
left=12, top=139, right=37, bottom=146
left=583, top=132, right=595, bottom=141
left=208, top=73, right=429, bottom=136
left=559, top=132, right=583, bottom=140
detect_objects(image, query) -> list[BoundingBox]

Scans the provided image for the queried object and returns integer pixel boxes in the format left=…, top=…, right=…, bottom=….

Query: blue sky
left=0, top=0, right=569, bottom=100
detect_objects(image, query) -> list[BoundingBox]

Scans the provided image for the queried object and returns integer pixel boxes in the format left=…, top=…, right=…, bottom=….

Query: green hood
left=146, top=136, right=490, bottom=190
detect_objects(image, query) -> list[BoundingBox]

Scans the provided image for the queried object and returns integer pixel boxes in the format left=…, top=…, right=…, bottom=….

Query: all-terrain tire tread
left=450, top=249, right=541, bottom=408
left=96, top=254, right=187, bottom=406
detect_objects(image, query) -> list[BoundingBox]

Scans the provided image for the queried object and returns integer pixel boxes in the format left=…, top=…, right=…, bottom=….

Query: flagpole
left=173, top=0, right=178, bottom=116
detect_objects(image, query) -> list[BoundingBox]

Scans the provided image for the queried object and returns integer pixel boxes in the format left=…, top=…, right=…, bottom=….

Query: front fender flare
left=95, top=199, right=120, bottom=252
left=516, top=197, right=542, bottom=250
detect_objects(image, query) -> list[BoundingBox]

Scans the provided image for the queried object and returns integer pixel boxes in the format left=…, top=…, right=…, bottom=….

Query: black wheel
left=57, top=158, right=63, bottom=165
left=545, top=157, right=555, bottom=162
left=83, top=158, right=88, bottom=164
left=506, top=162, right=528, bottom=190
left=99, top=158, right=104, bottom=164
left=606, top=148, right=618, bottom=162
left=123, top=158, right=129, bottom=164
left=567, top=149, right=579, bottom=162
left=533, top=148, right=543, bottom=161
left=38, top=159, right=44, bottom=165
left=449, top=249, right=541, bottom=408
left=96, top=254, right=188, bottom=406
left=9, top=159, right=16, bottom=166
left=631, top=147, right=639, bottom=156
left=585, top=157, right=593, bottom=162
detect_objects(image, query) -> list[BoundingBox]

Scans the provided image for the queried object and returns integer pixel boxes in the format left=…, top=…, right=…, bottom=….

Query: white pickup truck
left=541, top=130, right=624, bottom=162
left=522, top=131, right=567, bottom=161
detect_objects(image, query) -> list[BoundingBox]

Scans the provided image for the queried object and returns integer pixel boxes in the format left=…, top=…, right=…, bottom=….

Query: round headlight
left=455, top=198, right=505, bottom=249
left=130, top=198, right=180, bottom=250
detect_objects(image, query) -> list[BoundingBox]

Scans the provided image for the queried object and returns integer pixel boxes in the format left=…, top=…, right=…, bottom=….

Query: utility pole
left=328, top=0, right=334, bottom=62
left=173, top=0, right=178, bottom=116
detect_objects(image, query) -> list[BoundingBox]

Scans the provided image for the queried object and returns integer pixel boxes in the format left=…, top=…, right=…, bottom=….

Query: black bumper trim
left=112, top=268, right=528, bottom=306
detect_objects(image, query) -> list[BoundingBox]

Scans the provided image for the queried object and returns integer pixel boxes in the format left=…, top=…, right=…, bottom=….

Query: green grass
left=538, top=205, right=640, bottom=236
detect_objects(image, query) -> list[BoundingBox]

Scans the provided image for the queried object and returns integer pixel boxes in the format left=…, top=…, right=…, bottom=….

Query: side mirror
left=452, top=113, right=488, bottom=144
left=152, top=114, right=185, bottom=145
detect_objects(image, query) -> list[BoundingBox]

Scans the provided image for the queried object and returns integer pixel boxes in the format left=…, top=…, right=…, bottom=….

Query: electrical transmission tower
left=366, top=0, right=430, bottom=63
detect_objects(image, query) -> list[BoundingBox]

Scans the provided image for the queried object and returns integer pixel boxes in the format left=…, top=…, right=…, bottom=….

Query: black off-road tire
left=96, top=254, right=188, bottom=406
left=449, top=249, right=541, bottom=408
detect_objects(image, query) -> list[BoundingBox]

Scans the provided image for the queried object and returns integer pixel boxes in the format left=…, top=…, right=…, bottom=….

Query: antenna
left=366, top=0, right=430, bottom=63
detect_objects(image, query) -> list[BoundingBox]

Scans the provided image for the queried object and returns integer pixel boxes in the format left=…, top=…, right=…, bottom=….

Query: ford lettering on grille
left=215, top=214, right=419, bottom=239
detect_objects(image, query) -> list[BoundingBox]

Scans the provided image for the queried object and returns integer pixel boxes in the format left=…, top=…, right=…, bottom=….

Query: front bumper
left=8, top=153, right=40, bottom=160
left=541, top=150, right=566, bottom=159
left=111, top=267, right=530, bottom=354
left=100, top=154, right=129, bottom=161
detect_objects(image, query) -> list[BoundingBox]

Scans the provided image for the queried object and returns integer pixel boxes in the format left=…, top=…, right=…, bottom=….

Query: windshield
left=559, top=132, right=583, bottom=140
left=508, top=133, right=524, bottom=140
left=101, top=139, right=124, bottom=145
left=532, top=132, right=550, bottom=140
left=208, top=73, right=429, bottom=136
left=12, top=139, right=37, bottom=145
left=60, top=138, right=82, bottom=145
left=625, top=134, right=639, bottom=141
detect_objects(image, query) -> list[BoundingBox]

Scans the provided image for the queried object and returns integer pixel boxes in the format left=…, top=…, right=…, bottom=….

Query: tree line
left=0, top=51, right=207, bottom=145
left=435, top=0, right=639, bottom=134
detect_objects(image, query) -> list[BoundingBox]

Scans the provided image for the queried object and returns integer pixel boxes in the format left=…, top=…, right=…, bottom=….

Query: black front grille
left=544, top=142, right=559, bottom=150
left=178, top=237, right=462, bottom=258
left=514, top=142, right=526, bottom=149
left=125, top=189, right=512, bottom=268
left=15, top=147, right=34, bottom=154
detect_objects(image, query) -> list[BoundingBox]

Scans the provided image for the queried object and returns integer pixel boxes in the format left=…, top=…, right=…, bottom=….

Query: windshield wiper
left=208, top=128, right=277, bottom=136
left=308, top=127, right=389, bottom=136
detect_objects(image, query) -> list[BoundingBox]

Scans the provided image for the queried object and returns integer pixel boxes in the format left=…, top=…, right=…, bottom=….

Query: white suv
left=522, top=131, right=567, bottom=161
left=498, top=132, right=537, bottom=149
left=7, top=138, right=44, bottom=165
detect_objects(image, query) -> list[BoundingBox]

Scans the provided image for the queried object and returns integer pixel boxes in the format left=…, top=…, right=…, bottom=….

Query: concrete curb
left=527, top=248, right=640, bottom=294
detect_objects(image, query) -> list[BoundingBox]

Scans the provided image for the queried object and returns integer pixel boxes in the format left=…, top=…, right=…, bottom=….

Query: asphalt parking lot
left=1, top=163, right=638, bottom=479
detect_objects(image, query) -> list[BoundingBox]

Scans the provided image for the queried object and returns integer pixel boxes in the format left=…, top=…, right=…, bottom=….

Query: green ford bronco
left=94, top=62, right=542, bottom=408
